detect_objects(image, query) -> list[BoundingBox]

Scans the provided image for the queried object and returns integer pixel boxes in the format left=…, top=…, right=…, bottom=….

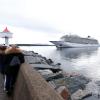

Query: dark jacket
left=0, top=53, right=5, bottom=74
left=4, top=47, right=25, bottom=75
left=0, top=46, right=7, bottom=74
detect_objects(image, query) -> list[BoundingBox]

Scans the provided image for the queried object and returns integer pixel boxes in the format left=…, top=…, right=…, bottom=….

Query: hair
left=5, top=45, right=22, bottom=54
left=0, top=45, right=7, bottom=54
left=0, top=45, right=7, bottom=50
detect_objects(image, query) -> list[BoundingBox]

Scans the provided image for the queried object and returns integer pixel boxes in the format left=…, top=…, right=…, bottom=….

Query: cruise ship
left=50, top=35, right=100, bottom=48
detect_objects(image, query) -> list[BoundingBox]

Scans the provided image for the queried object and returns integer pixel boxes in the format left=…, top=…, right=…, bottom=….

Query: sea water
left=21, top=46, right=100, bottom=81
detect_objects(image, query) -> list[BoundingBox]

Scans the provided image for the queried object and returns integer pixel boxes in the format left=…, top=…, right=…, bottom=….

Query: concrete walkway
left=0, top=73, right=12, bottom=100
left=0, top=50, right=63, bottom=100
left=0, top=51, right=33, bottom=100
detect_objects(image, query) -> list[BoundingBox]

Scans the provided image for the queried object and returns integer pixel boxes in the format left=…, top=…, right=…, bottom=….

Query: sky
left=0, top=0, right=100, bottom=44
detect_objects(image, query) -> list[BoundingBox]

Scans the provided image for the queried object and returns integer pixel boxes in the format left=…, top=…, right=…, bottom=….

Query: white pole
left=5, top=37, right=9, bottom=46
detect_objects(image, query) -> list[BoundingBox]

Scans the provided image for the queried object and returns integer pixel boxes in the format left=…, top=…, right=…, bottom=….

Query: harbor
left=0, top=27, right=100, bottom=100
left=1, top=48, right=100, bottom=100
left=0, top=49, right=96, bottom=100
left=21, top=49, right=100, bottom=100
left=1, top=0, right=100, bottom=100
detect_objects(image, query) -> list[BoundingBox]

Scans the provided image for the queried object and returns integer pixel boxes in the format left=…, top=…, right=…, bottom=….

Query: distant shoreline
left=16, top=44, right=55, bottom=46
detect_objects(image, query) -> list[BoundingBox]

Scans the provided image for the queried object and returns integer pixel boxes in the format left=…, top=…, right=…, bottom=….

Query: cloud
left=0, top=0, right=100, bottom=41
left=0, top=15, right=61, bottom=33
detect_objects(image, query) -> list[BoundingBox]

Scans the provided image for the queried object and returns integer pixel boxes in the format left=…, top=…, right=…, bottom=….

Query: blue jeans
left=4, top=75, right=16, bottom=91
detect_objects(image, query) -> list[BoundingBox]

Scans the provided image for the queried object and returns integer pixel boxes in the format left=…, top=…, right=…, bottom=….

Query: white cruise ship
left=50, top=35, right=100, bottom=48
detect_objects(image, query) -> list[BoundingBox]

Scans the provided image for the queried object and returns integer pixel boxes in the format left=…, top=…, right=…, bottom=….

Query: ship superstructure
left=50, top=35, right=99, bottom=48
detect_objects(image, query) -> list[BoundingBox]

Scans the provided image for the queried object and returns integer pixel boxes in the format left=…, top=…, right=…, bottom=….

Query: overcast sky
left=0, top=0, right=100, bottom=44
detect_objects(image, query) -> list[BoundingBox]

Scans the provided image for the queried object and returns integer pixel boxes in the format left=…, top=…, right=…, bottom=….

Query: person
left=0, top=45, right=7, bottom=74
left=4, top=45, right=25, bottom=95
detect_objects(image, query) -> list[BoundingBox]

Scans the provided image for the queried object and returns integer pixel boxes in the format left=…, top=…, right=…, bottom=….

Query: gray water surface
left=21, top=46, right=100, bottom=81
left=21, top=46, right=100, bottom=99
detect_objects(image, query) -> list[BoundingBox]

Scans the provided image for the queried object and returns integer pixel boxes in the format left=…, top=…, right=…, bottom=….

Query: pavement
left=0, top=73, right=12, bottom=100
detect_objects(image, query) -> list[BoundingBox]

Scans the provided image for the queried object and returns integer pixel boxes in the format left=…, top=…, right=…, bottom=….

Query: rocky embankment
left=23, top=50, right=100, bottom=100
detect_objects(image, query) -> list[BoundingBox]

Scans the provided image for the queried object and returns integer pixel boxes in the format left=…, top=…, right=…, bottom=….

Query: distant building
left=0, top=27, right=13, bottom=46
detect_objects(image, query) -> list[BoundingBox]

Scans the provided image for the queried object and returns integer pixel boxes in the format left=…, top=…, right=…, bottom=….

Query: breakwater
left=1, top=50, right=100, bottom=100
left=13, top=63, right=63, bottom=100
left=15, top=44, right=55, bottom=46
left=14, top=51, right=99, bottom=100
left=21, top=50, right=100, bottom=100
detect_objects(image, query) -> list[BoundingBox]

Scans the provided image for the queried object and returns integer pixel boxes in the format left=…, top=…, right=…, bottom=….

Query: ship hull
left=50, top=41, right=100, bottom=48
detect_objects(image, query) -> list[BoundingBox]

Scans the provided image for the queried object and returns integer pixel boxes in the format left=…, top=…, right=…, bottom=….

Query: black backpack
left=5, top=56, right=21, bottom=75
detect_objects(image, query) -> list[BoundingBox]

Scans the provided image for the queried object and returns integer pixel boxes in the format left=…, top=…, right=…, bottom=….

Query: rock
left=86, top=81, right=100, bottom=95
left=71, top=89, right=92, bottom=100
left=56, top=86, right=71, bottom=100
left=44, top=72, right=64, bottom=81
left=46, top=59, right=54, bottom=65
left=38, top=69, right=53, bottom=75
left=65, top=75, right=90, bottom=94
